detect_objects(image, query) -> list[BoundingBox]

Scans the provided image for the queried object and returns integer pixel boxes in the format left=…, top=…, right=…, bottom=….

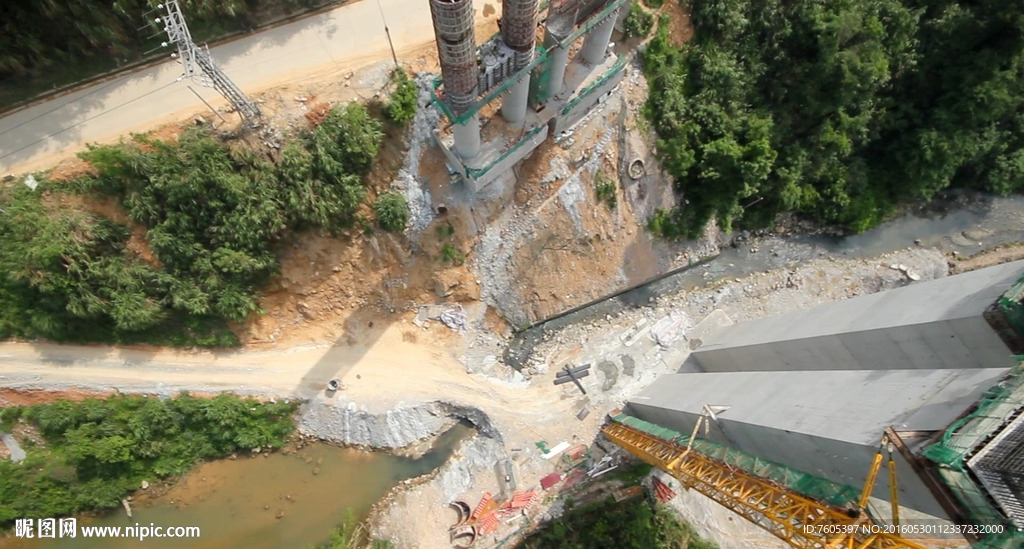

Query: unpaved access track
left=0, top=0, right=498, bottom=175
left=0, top=319, right=580, bottom=453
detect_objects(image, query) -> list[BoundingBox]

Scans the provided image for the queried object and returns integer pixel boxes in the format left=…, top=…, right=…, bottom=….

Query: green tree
left=623, top=4, right=654, bottom=39
left=312, top=103, right=384, bottom=177
left=384, top=68, right=419, bottom=124
left=520, top=498, right=717, bottom=549
left=2, top=98, right=386, bottom=347
left=372, top=192, right=410, bottom=232
left=0, top=394, right=296, bottom=527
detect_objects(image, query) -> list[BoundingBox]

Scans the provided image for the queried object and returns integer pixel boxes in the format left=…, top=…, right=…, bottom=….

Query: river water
left=505, top=192, right=1024, bottom=368
left=1, top=423, right=472, bottom=549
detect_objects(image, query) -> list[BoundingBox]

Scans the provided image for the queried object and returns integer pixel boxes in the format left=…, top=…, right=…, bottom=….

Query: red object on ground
left=471, top=492, right=493, bottom=520
left=652, top=477, right=677, bottom=502
left=564, top=444, right=587, bottom=462
left=506, top=490, right=537, bottom=509
left=561, top=469, right=586, bottom=490
left=540, top=472, right=562, bottom=490
left=476, top=513, right=500, bottom=534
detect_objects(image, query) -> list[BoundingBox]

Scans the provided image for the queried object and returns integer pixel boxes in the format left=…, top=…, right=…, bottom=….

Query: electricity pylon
left=156, top=0, right=261, bottom=127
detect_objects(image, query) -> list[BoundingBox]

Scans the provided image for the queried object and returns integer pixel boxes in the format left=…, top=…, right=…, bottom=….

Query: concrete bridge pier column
left=453, top=113, right=481, bottom=161
left=501, top=76, right=531, bottom=124
left=581, top=10, right=619, bottom=66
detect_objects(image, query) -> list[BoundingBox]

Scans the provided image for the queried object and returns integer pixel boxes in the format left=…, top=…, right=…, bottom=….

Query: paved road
left=0, top=0, right=495, bottom=175
left=0, top=431, right=26, bottom=462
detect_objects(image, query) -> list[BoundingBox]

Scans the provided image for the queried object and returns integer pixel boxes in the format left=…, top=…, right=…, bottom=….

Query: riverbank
left=0, top=394, right=297, bottom=534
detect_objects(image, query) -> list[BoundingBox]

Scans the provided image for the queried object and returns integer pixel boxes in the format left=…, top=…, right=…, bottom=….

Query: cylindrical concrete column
left=501, top=75, right=531, bottom=124
left=430, top=0, right=479, bottom=115
left=453, top=114, right=481, bottom=160
left=581, top=10, right=619, bottom=66
left=501, top=0, right=540, bottom=58
left=543, top=30, right=571, bottom=99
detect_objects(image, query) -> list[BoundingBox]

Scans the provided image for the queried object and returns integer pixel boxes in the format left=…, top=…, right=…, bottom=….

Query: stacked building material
left=651, top=476, right=677, bottom=502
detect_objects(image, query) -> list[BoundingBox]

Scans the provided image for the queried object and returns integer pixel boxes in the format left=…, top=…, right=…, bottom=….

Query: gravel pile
left=298, top=398, right=454, bottom=449
left=472, top=207, right=541, bottom=327
left=520, top=247, right=950, bottom=375
left=435, top=435, right=507, bottom=503
left=394, top=72, right=443, bottom=235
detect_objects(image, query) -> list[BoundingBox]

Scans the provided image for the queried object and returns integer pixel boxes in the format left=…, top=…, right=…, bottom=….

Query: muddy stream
left=1, top=424, right=472, bottom=549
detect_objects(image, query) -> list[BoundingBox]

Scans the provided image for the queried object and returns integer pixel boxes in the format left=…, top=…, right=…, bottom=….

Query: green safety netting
left=529, top=52, right=554, bottom=108
left=921, top=361, right=1024, bottom=549
left=921, top=369, right=1021, bottom=470
left=560, top=0, right=631, bottom=49
left=610, top=413, right=860, bottom=507
left=996, top=274, right=1024, bottom=339
left=466, top=124, right=547, bottom=180
left=433, top=0, right=632, bottom=117
left=534, top=0, right=630, bottom=107
left=560, top=55, right=627, bottom=116
left=431, top=46, right=550, bottom=126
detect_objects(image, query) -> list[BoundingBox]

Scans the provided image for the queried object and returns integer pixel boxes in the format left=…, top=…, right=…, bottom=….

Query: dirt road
left=0, top=0, right=498, bottom=175
left=0, top=318, right=579, bottom=446
left=0, top=327, right=496, bottom=402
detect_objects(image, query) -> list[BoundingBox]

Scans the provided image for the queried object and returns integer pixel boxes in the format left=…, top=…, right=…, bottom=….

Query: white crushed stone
left=394, top=72, right=442, bottom=235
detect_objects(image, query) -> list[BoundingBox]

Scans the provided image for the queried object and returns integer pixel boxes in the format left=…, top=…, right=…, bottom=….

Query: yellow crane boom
left=601, top=419, right=931, bottom=549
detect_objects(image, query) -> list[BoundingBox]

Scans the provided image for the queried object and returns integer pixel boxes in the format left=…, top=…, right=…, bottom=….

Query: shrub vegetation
left=0, top=394, right=296, bottom=527
left=0, top=102, right=383, bottom=346
left=373, top=192, right=410, bottom=232
left=595, top=171, right=619, bottom=209
left=519, top=497, right=717, bottom=549
left=384, top=68, right=419, bottom=125
left=623, top=4, right=655, bottom=39
left=441, top=243, right=465, bottom=265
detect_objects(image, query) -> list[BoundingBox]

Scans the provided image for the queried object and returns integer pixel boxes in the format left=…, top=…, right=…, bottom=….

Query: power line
left=0, top=81, right=177, bottom=164
left=375, top=0, right=399, bottom=69
left=155, top=0, right=261, bottom=127
left=0, top=78, right=121, bottom=138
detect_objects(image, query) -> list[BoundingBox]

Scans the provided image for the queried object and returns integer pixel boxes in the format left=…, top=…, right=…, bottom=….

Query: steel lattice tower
left=157, top=1, right=261, bottom=127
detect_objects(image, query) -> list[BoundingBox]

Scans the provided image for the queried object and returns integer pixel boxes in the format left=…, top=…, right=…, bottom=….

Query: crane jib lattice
left=601, top=417, right=933, bottom=549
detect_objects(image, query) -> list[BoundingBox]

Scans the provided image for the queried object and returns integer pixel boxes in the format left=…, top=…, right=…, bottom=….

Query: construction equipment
left=858, top=433, right=902, bottom=527
left=680, top=404, right=730, bottom=461
left=602, top=413, right=933, bottom=549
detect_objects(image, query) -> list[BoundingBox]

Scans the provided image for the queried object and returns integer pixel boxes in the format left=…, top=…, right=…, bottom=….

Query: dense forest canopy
left=0, top=0, right=312, bottom=80
left=644, top=0, right=1024, bottom=238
